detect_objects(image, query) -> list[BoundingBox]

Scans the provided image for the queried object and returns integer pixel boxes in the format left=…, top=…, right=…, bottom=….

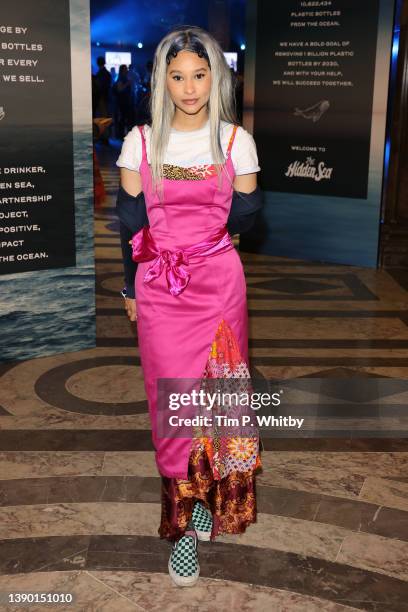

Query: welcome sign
left=0, top=0, right=76, bottom=274
left=242, top=0, right=395, bottom=267
left=253, top=0, right=380, bottom=199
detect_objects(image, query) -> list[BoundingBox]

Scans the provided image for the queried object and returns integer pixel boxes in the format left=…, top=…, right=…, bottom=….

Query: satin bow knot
left=144, top=249, right=190, bottom=296
left=163, top=249, right=189, bottom=267
left=131, top=226, right=233, bottom=297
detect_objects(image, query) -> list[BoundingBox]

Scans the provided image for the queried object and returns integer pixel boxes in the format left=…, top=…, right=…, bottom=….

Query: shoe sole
left=168, top=559, right=200, bottom=587
left=195, top=529, right=211, bottom=542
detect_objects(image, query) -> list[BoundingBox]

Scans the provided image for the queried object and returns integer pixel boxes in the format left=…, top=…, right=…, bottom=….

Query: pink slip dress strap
left=226, top=124, right=238, bottom=159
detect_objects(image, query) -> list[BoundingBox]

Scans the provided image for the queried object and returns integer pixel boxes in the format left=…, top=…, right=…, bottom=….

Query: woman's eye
left=172, top=75, right=182, bottom=81
left=195, top=73, right=205, bottom=79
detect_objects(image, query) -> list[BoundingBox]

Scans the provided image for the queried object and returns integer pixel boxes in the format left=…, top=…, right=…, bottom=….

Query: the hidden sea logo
left=285, top=156, right=333, bottom=182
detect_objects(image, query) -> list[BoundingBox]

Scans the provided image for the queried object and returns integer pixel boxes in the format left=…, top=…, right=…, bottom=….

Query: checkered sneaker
left=191, top=501, right=213, bottom=541
left=168, top=534, right=200, bottom=587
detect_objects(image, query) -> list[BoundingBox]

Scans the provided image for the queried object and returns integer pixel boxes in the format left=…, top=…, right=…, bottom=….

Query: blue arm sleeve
left=116, top=186, right=149, bottom=299
left=227, top=186, right=263, bottom=236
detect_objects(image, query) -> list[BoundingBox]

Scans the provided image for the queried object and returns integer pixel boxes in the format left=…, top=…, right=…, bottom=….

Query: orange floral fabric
left=160, top=442, right=257, bottom=541
left=197, top=319, right=261, bottom=479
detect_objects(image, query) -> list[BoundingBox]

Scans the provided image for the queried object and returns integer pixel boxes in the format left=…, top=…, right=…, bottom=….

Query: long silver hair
left=149, top=26, right=237, bottom=189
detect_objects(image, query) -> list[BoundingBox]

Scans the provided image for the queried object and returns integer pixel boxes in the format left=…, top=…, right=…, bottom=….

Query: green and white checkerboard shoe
left=168, top=533, right=200, bottom=587
left=191, top=501, right=213, bottom=541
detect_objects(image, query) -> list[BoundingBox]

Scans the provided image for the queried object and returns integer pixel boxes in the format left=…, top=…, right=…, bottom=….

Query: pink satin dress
left=131, top=124, right=261, bottom=539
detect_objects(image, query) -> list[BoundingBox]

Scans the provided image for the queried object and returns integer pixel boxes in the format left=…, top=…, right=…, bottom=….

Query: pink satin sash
left=131, top=226, right=234, bottom=296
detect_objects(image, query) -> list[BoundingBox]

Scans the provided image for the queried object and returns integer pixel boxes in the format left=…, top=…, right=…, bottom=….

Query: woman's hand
left=125, top=297, right=137, bottom=321
left=124, top=233, right=137, bottom=321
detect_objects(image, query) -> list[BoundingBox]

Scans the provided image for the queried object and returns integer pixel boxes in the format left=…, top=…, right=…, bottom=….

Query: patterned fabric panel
left=162, top=163, right=217, bottom=180
left=197, top=319, right=262, bottom=480
left=160, top=442, right=258, bottom=541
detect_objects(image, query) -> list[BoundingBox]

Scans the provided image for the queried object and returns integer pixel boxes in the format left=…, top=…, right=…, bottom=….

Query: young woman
left=116, top=26, right=262, bottom=587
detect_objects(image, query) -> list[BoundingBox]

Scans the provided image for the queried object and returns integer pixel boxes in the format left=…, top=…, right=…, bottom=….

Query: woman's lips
left=182, top=99, right=199, bottom=105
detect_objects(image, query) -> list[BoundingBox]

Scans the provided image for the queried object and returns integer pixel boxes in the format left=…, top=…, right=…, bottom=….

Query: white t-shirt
left=116, top=120, right=260, bottom=175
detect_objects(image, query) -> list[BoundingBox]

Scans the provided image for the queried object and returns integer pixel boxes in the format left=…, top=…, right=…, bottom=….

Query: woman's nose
left=183, top=78, right=195, bottom=94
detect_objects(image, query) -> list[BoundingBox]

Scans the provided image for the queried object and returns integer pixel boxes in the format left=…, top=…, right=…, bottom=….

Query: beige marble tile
left=250, top=317, right=408, bottom=340
left=97, top=263, right=123, bottom=274
left=260, top=451, right=408, bottom=478
left=257, top=453, right=365, bottom=500
left=0, top=502, right=160, bottom=539
left=0, top=452, right=105, bottom=480
left=90, top=571, right=360, bottom=612
left=356, top=269, right=408, bottom=303
left=248, top=279, right=348, bottom=295
left=281, top=599, right=359, bottom=612
left=95, top=247, right=122, bottom=259
left=217, top=513, right=347, bottom=561
left=0, top=345, right=149, bottom=429
left=95, top=228, right=118, bottom=238
left=0, top=411, right=148, bottom=430
left=244, top=266, right=408, bottom=309
left=249, top=347, right=408, bottom=358
left=95, top=223, right=117, bottom=233
left=0, top=570, right=142, bottom=611
left=337, top=532, right=408, bottom=581
left=100, top=275, right=126, bottom=293
left=242, top=256, right=340, bottom=267
left=246, top=294, right=407, bottom=310
left=95, top=235, right=119, bottom=243
left=66, top=365, right=146, bottom=403
left=247, top=296, right=408, bottom=312
left=97, top=316, right=136, bottom=339
left=0, top=451, right=158, bottom=480
left=255, top=365, right=334, bottom=379
left=257, top=451, right=408, bottom=500
left=359, top=367, right=408, bottom=379
left=96, top=294, right=126, bottom=309
left=369, top=390, right=408, bottom=405
left=247, top=300, right=408, bottom=312
left=102, top=452, right=157, bottom=477
left=359, top=477, right=408, bottom=512
left=263, top=416, right=406, bottom=434
left=1, top=347, right=137, bottom=409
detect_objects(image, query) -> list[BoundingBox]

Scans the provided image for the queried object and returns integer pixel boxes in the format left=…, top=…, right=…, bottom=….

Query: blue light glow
left=240, top=43, right=246, bottom=51
left=91, top=0, right=246, bottom=51
left=384, top=138, right=390, bottom=169
left=92, top=1, right=144, bottom=44
left=392, top=33, right=400, bottom=58
left=383, top=13, right=402, bottom=183
left=137, top=42, right=143, bottom=48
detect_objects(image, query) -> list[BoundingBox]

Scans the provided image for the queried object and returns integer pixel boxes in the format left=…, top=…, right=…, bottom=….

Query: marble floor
left=1, top=148, right=408, bottom=610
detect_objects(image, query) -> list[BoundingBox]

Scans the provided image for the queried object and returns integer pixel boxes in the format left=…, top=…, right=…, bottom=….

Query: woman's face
left=166, top=50, right=211, bottom=116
